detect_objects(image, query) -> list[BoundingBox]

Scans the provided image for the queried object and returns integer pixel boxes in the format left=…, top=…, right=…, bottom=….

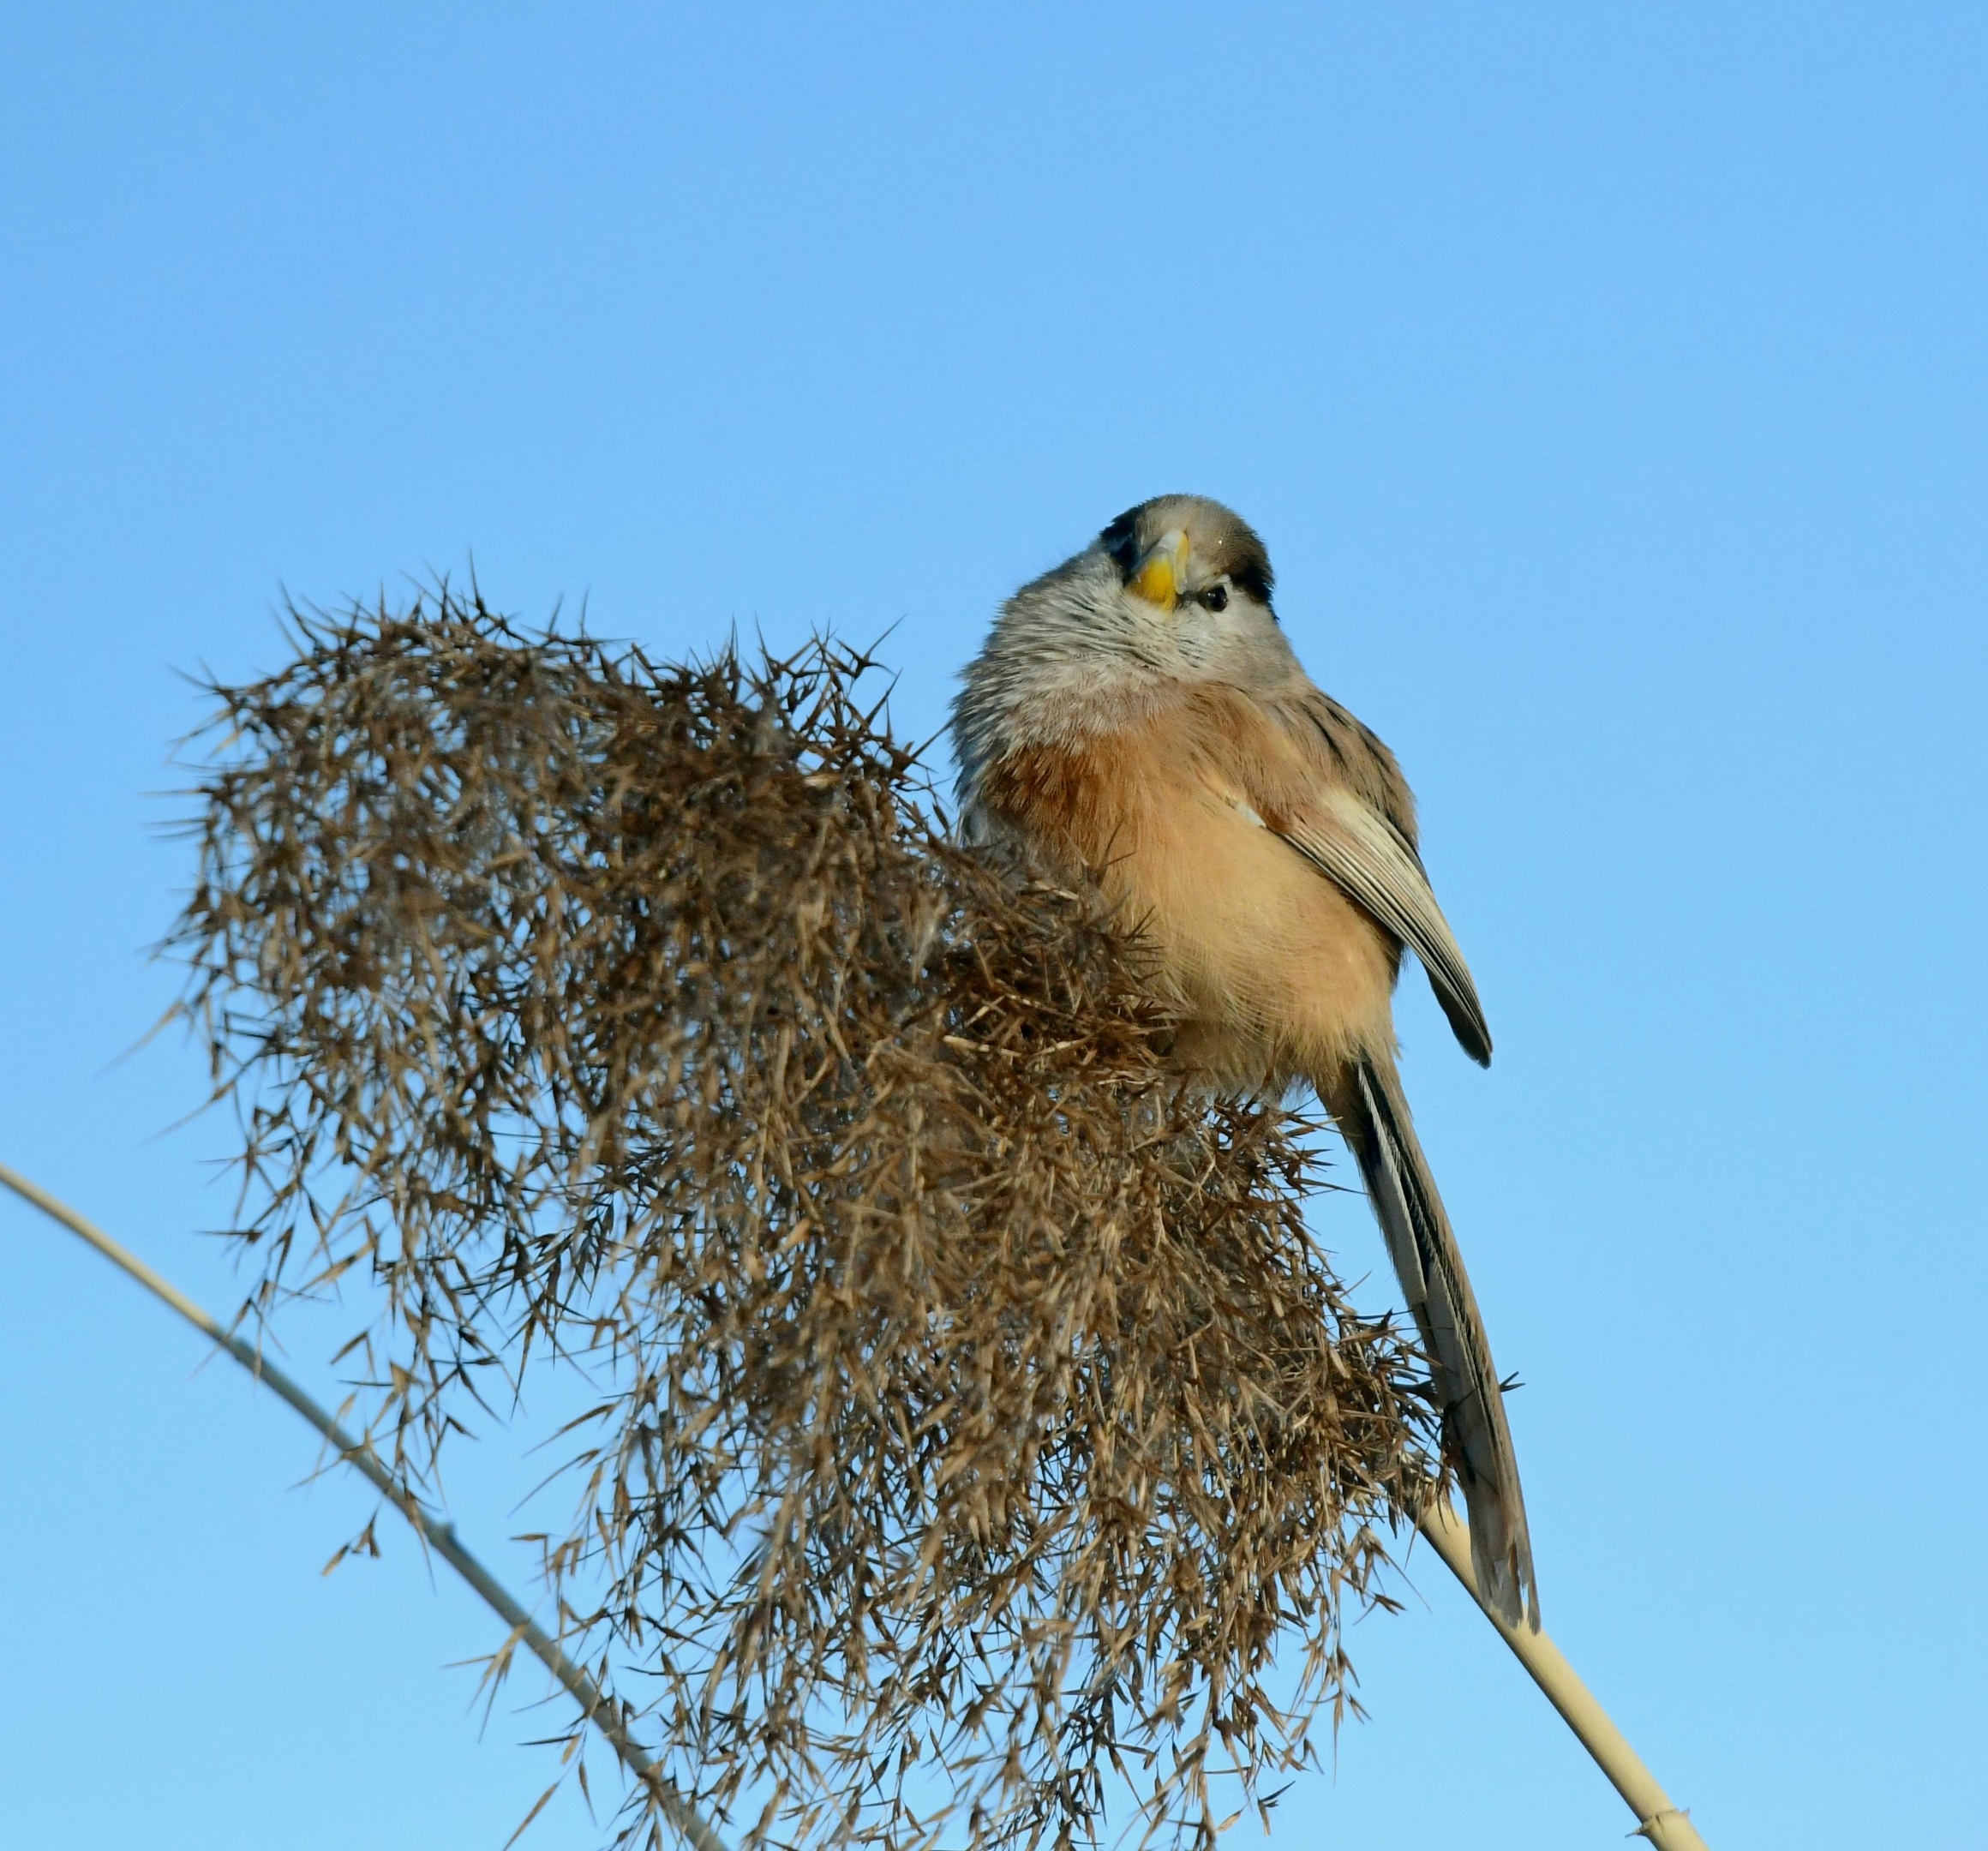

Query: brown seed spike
left=167, top=586, right=1443, bottom=1851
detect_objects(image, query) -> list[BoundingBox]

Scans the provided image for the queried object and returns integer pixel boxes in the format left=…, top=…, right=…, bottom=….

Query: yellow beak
left=1127, top=529, right=1189, bottom=608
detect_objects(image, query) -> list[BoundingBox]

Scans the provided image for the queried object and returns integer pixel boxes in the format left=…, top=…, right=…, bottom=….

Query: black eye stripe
left=1098, top=506, right=1143, bottom=579
left=1231, top=557, right=1273, bottom=605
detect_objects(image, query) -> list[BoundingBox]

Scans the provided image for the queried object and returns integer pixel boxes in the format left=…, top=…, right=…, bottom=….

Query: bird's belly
left=979, top=737, right=1398, bottom=1085
left=1111, top=788, right=1397, bottom=1079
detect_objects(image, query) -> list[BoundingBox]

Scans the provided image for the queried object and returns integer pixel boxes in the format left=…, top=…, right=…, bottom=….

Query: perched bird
left=952, top=494, right=1537, bottom=1628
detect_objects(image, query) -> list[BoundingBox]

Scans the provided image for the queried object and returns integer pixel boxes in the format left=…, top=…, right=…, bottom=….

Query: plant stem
left=0, top=1159, right=729, bottom=1851
left=3, top=1157, right=1709, bottom=1849
left=1415, top=1495, right=1710, bottom=1848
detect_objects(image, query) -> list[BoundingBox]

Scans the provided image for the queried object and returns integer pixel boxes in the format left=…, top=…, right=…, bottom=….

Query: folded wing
left=1273, top=782, right=1493, bottom=1065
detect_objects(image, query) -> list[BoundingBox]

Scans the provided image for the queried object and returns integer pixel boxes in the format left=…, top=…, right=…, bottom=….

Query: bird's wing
left=1273, top=780, right=1493, bottom=1066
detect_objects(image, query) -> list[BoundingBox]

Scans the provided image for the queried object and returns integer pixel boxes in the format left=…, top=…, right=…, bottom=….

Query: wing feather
left=1274, top=785, right=1493, bottom=1065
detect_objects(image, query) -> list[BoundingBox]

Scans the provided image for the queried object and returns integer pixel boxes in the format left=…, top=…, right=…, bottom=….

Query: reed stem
left=4, top=1158, right=1708, bottom=1849
left=0, top=1159, right=729, bottom=1851
left=1414, top=1495, right=1710, bottom=1848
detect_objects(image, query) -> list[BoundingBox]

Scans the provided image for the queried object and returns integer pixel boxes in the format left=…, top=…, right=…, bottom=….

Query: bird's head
left=952, top=494, right=1294, bottom=794
left=1096, top=494, right=1277, bottom=638
left=985, top=494, right=1284, bottom=683
left=1076, top=494, right=1287, bottom=688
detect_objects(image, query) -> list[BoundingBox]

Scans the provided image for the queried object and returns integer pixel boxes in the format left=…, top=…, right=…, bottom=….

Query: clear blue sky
left=4, top=7, right=1985, bottom=1847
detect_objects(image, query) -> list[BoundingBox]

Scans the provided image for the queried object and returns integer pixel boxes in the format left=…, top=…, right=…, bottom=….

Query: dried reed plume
left=169, top=588, right=1443, bottom=1851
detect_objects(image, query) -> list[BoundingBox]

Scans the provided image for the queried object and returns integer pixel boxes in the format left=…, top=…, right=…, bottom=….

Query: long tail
left=1324, top=1053, right=1539, bottom=1630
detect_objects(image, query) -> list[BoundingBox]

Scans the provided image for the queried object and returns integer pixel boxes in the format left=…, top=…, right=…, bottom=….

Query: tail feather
left=1330, top=1055, right=1538, bottom=1630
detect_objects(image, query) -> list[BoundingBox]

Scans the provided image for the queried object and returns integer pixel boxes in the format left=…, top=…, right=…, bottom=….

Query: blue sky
left=3, top=6, right=1985, bottom=1847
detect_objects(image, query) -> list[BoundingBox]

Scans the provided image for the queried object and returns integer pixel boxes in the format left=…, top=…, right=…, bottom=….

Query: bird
left=950, top=494, right=1537, bottom=1629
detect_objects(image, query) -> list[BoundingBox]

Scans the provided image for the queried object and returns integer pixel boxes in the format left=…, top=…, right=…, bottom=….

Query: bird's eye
left=1201, top=583, right=1230, bottom=613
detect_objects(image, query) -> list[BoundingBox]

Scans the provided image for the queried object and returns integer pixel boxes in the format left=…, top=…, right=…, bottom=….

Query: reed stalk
left=3, top=1158, right=1709, bottom=1848
left=1415, top=1496, right=1710, bottom=1848
left=0, top=1159, right=728, bottom=1851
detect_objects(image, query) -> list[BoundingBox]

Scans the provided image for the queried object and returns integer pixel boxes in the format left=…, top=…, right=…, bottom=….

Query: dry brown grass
left=168, top=586, right=1443, bottom=1851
